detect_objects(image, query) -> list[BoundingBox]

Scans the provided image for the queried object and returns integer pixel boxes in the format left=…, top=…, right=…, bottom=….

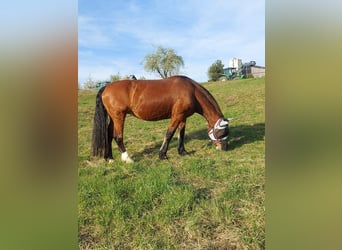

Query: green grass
left=78, top=78, right=265, bottom=249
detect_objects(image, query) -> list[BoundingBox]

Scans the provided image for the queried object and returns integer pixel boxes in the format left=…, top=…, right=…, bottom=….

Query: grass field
left=78, top=77, right=265, bottom=249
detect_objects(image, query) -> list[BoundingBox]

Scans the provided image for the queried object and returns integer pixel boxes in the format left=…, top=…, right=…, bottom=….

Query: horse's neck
left=194, top=85, right=223, bottom=129
left=201, top=106, right=222, bottom=129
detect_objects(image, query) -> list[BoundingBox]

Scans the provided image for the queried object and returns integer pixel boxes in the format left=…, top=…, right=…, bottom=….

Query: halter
left=208, top=118, right=229, bottom=141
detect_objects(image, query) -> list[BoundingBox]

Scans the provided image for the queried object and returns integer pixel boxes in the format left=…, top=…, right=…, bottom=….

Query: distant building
left=228, top=57, right=242, bottom=71
left=226, top=57, right=265, bottom=78
left=250, top=66, right=265, bottom=78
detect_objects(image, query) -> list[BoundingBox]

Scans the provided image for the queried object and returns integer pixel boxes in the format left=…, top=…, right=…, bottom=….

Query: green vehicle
left=219, top=67, right=245, bottom=81
left=219, top=61, right=256, bottom=81
left=93, top=81, right=110, bottom=90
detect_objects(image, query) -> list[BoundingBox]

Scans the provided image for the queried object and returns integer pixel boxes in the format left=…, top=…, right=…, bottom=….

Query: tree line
left=81, top=46, right=225, bottom=89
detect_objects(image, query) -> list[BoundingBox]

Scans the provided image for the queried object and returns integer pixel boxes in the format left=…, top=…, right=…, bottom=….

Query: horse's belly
left=130, top=103, right=172, bottom=121
left=129, top=86, right=194, bottom=121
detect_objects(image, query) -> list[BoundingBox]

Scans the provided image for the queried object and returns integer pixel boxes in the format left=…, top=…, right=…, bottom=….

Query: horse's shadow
left=187, top=122, right=265, bottom=151
left=228, top=122, right=265, bottom=150
left=133, top=123, right=265, bottom=160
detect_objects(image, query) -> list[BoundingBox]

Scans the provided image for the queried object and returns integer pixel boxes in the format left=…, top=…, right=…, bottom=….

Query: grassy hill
left=78, top=77, right=265, bottom=249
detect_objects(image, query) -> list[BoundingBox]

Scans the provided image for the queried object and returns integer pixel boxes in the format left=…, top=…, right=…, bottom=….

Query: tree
left=110, top=72, right=121, bottom=82
left=143, top=46, right=184, bottom=78
left=83, top=74, right=96, bottom=89
left=208, top=60, right=224, bottom=81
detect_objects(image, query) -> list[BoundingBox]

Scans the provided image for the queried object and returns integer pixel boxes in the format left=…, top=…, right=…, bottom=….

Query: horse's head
left=208, top=118, right=230, bottom=151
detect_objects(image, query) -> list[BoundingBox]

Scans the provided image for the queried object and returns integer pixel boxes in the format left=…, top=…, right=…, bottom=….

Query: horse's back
left=132, top=76, right=195, bottom=97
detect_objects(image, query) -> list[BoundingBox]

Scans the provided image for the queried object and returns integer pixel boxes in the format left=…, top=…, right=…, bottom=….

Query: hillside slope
left=78, top=77, right=265, bottom=249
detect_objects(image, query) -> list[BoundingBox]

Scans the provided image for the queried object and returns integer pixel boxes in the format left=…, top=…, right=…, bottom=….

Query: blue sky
left=78, top=0, right=264, bottom=84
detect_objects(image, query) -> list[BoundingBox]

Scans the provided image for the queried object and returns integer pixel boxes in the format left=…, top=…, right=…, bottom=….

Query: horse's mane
left=191, top=79, right=223, bottom=117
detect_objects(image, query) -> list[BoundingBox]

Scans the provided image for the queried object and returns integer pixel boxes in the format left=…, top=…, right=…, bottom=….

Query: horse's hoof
left=123, top=158, right=134, bottom=163
left=178, top=150, right=188, bottom=156
left=108, top=159, right=114, bottom=163
left=121, top=151, right=134, bottom=163
left=122, top=157, right=134, bottom=163
left=159, top=153, right=168, bottom=160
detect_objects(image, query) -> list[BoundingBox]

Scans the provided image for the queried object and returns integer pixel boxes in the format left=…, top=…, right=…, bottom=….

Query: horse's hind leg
left=177, top=120, right=188, bottom=156
left=112, top=115, right=134, bottom=163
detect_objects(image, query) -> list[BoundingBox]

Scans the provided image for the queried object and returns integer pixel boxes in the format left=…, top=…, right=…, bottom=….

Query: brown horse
left=92, top=75, right=229, bottom=163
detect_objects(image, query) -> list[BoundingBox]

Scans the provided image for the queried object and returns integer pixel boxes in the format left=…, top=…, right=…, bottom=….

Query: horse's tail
left=91, top=86, right=108, bottom=157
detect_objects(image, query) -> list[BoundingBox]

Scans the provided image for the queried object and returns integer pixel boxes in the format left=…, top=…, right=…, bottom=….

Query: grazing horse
left=92, top=75, right=229, bottom=163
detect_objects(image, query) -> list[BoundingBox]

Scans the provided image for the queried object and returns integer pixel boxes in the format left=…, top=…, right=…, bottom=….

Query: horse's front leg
left=177, top=120, right=188, bottom=156
left=113, top=116, right=134, bottom=163
left=159, top=119, right=180, bottom=160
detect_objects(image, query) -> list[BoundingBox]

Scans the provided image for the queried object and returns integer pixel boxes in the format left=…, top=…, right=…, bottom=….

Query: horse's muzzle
left=214, top=140, right=228, bottom=151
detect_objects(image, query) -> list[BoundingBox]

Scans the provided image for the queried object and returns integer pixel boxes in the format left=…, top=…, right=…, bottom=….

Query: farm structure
left=250, top=65, right=265, bottom=78
left=220, top=57, right=265, bottom=80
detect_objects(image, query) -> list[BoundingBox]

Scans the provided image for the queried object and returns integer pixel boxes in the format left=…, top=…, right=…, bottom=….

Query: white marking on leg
left=160, top=137, right=167, bottom=151
left=121, top=151, right=134, bottom=163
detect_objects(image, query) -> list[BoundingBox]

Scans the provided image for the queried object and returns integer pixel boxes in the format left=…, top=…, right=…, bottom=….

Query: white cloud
left=78, top=15, right=113, bottom=48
